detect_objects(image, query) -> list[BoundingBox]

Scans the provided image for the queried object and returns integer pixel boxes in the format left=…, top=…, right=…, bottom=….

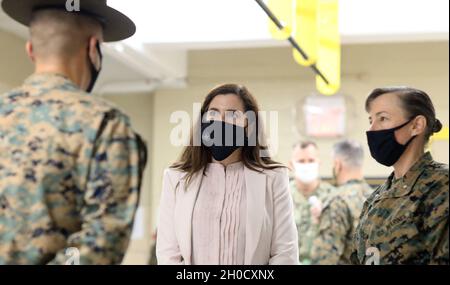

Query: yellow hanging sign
left=315, top=0, right=340, bottom=96
left=293, top=0, right=317, bottom=66
left=267, top=0, right=341, bottom=96
left=268, top=0, right=294, bottom=40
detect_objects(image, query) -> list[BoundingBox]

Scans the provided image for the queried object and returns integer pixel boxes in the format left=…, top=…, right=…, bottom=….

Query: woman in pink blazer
left=156, top=84, right=299, bottom=265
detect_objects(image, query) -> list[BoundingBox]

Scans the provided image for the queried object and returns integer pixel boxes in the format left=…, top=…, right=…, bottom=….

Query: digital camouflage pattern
left=291, top=180, right=336, bottom=264
left=310, top=180, right=373, bottom=265
left=352, top=152, right=449, bottom=265
left=0, top=73, right=147, bottom=265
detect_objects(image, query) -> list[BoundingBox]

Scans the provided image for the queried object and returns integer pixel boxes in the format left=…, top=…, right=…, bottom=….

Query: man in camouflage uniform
left=352, top=152, right=448, bottom=265
left=310, top=140, right=373, bottom=265
left=0, top=1, right=147, bottom=265
left=289, top=141, right=335, bottom=265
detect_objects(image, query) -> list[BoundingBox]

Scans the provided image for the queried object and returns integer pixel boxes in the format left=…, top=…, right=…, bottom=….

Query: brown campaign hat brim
left=1, top=0, right=136, bottom=42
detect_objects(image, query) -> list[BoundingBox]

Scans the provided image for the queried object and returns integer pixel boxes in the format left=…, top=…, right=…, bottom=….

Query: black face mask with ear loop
left=366, top=118, right=417, bottom=167
left=86, top=41, right=103, bottom=93
left=201, top=120, right=248, bottom=162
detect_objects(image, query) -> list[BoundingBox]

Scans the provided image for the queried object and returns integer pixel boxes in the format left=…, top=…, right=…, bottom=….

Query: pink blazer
left=156, top=166, right=299, bottom=265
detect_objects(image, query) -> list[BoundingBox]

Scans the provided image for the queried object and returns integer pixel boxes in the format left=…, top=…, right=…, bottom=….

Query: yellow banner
left=315, top=0, right=340, bottom=95
left=268, top=0, right=294, bottom=40
left=293, top=0, right=317, bottom=66
left=266, top=0, right=341, bottom=95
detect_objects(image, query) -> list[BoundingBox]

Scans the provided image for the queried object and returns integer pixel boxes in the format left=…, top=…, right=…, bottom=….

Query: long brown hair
left=171, top=84, right=284, bottom=184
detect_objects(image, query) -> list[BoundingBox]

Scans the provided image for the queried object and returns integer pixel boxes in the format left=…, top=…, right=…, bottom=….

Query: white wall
left=0, top=29, right=33, bottom=89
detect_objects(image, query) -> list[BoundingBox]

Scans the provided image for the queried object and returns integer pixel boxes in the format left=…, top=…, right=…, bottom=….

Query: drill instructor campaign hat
left=1, top=0, right=136, bottom=42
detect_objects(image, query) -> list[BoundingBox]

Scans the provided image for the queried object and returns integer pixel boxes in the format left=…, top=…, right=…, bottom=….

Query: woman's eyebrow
left=375, top=111, right=389, bottom=117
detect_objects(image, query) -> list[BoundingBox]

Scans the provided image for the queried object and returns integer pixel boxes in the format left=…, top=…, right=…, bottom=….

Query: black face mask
left=86, top=41, right=102, bottom=93
left=366, top=118, right=416, bottom=167
left=201, top=120, right=248, bottom=162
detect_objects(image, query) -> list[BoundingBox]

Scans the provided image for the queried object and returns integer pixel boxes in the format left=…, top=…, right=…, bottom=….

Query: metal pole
left=254, top=0, right=330, bottom=85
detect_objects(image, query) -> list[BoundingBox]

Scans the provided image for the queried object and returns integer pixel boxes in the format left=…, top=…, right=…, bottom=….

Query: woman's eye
left=225, top=112, right=238, bottom=119
left=207, top=110, right=218, bottom=117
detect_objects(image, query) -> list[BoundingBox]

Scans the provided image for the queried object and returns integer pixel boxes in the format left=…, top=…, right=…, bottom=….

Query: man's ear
left=88, top=37, right=101, bottom=69
left=288, top=159, right=294, bottom=171
left=25, top=41, right=35, bottom=62
left=334, top=159, right=341, bottom=173
left=412, top=115, right=427, bottom=136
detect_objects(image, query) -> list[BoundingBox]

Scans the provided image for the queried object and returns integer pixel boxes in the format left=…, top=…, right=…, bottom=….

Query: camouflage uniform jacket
left=0, top=73, right=147, bottom=265
left=351, top=152, right=449, bottom=265
left=291, top=180, right=335, bottom=264
left=311, top=179, right=373, bottom=265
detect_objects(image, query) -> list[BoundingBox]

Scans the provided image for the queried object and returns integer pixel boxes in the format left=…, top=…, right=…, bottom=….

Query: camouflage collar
left=380, top=152, right=433, bottom=199
left=291, top=179, right=331, bottom=204
left=23, top=73, right=80, bottom=92
left=343, top=179, right=365, bottom=186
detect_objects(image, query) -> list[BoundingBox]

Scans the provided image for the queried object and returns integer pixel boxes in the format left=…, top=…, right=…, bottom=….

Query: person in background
left=352, top=87, right=448, bottom=265
left=157, top=84, right=298, bottom=265
left=0, top=1, right=147, bottom=265
left=310, top=140, right=373, bottom=265
left=289, top=141, right=336, bottom=265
